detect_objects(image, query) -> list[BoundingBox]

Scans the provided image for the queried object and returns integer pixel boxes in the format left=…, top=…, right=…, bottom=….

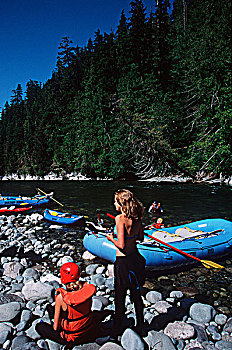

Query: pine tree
left=115, top=10, right=131, bottom=73
left=10, top=84, right=23, bottom=105
left=129, top=0, right=148, bottom=76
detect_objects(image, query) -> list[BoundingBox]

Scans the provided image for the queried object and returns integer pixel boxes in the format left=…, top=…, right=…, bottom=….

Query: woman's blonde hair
left=115, top=189, right=144, bottom=220
left=65, top=280, right=82, bottom=292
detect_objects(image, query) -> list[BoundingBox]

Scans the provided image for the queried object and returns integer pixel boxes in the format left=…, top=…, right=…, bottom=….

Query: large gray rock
left=0, top=323, right=13, bottom=345
left=4, top=261, right=24, bottom=279
left=154, top=301, right=172, bottom=313
left=146, top=291, right=162, bottom=304
left=224, top=317, right=232, bottom=333
left=0, top=322, right=13, bottom=333
left=121, top=328, right=145, bottom=350
left=144, top=330, right=176, bottom=350
left=25, top=318, right=43, bottom=340
left=164, top=321, right=195, bottom=340
left=215, top=340, right=232, bottom=349
left=0, top=292, right=24, bottom=305
left=11, top=335, right=31, bottom=350
left=190, top=303, right=216, bottom=324
left=22, top=268, right=40, bottom=282
left=0, top=301, right=21, bottom=322
left=22, top=281, right=54, bottom=302
left=0, top=331, right=9, bottom=346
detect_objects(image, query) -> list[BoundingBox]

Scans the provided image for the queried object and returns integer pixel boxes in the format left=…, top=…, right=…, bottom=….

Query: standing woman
left=107, top=189, right=146, bottom=338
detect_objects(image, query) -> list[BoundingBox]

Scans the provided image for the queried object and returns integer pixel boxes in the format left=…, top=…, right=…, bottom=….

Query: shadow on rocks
left=145, top=298, right=197, bottom=333
left=18, top=247, right=43, bottom=263
left=0, top=246, right=43, bottom=264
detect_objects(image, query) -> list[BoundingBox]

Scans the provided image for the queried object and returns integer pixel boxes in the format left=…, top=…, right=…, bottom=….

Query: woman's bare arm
left=107, top=215, right=125, bottom=250
left=53, top=293, right=62, bottom=330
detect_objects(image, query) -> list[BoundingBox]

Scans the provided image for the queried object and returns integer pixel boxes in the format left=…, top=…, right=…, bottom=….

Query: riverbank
left=0, top=212, right=231, bottom=349
left=1, top=172, right=232, bottom=185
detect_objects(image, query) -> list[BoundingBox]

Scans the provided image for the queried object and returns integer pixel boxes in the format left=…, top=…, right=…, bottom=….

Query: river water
left=1, top=181, right=232, bottom=314
left=1, top=180, right=231, bottom=225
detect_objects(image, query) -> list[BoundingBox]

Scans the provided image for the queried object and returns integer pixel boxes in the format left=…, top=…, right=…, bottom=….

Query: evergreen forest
left=0, top=0, right=231, bottom=180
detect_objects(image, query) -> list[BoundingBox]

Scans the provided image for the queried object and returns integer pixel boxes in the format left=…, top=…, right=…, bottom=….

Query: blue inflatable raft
left=0, top=194, right=53, bottom=207
left=83, top=218, right=232, bottom=270
left=44, top=209, right=86, bottom=226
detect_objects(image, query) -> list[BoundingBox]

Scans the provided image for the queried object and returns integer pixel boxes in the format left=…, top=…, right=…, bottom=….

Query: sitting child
left=36, top=262, right=109, bottom=346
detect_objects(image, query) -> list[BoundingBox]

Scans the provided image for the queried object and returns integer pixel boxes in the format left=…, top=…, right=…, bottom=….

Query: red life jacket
left=154, top=223, right=163, bottom=229
left=56, top=283, right=96, bottom=342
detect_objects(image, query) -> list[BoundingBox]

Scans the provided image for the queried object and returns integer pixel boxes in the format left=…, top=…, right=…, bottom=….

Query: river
left=0, top=180, right=231, bottom=225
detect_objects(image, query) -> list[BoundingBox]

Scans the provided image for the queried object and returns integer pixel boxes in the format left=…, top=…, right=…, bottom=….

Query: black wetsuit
left=112, top=249, right=146, bottom=337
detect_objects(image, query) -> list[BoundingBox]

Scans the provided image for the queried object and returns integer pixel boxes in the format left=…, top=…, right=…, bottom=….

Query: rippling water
left=1, top=180, right=231, bottom=226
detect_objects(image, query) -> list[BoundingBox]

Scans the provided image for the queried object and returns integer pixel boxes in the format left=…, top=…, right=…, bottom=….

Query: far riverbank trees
left=0, top=0, right=231, bottom=180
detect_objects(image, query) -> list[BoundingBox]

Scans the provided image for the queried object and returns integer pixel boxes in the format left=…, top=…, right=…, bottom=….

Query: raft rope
left=180, top=227, right=223, bottom=241
left=147, top=227, right=224, bottom=243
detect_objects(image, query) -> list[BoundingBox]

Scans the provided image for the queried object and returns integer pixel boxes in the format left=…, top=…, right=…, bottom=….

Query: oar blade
left=201, top=260, right=224, bottom=269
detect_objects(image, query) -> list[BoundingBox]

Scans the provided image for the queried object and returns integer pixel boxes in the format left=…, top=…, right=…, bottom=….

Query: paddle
left=36, top=188, right=64, bottom=207
left=97, top=210, right=224, bottom=269
left=96, top=209, right=115, bottom=219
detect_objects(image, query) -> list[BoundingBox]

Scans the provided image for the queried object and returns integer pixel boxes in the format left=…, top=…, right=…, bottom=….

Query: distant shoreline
left=1, top=172, right=232, bottom=185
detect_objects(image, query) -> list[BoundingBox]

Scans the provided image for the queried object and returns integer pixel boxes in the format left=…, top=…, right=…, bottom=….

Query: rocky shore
left=0, top=212, right=232, bottom=350
left=1, top=172, right=232, bottom=185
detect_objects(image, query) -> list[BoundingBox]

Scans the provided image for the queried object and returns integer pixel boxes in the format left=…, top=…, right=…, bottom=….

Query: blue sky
left=0, top=0, right=172, bottom=111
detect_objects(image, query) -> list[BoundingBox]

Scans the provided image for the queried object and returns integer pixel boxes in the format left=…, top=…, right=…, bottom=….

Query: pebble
left=0, top=212, right=231, bottom=350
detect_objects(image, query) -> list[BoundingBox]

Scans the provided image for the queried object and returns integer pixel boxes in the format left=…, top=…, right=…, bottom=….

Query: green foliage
left=0, top=0, right=231, bottom=179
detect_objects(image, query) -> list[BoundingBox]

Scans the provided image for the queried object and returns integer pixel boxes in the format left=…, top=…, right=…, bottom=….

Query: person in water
left=148, top=201, right=164, bottom=216
left=106, top=189, right=146, bottom=338
left=36, top=262, right=109, bottom=346
left=148, top=217, right=165, bottom=230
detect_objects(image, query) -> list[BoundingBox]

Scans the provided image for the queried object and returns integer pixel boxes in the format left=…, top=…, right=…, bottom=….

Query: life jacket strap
left=65, top=312, right=90, bottom=322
